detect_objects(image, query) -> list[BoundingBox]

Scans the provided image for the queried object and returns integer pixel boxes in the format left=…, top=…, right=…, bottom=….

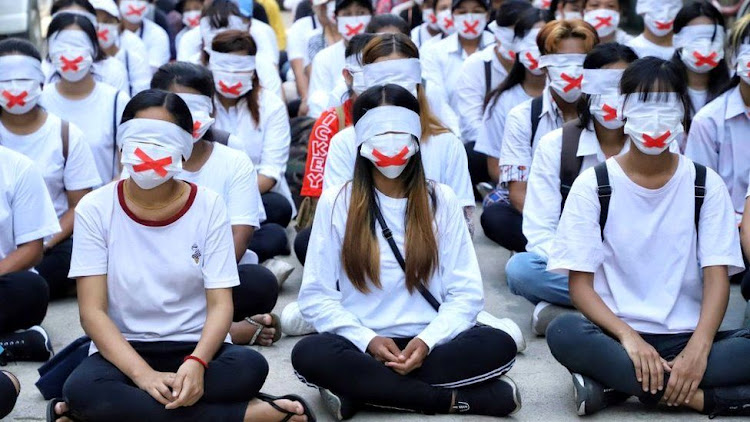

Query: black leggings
left=261, top=192, right=293, bottom=228
left=465, top=142, right=490, bottom=201
left=480, top=202, right=527, bottom=252
left=248, top=223, right=290, bottom=262
left=0, top=271, right=49, bottom=334
left=293, top=226, right=312, bottom=266
left=547, top=314, right=750, bottom=405
left=233, top=264, right=279, bottom=321
left=36, top=238, right=75, bottom=299
left=291, top=327, right=517, bottom=414
left=0, top=371, right=17, bottom=419
left=64, top=342, right=268, bottom=421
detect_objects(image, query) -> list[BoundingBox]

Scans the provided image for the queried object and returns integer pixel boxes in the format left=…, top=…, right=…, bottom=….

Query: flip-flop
left=257, top=392, right=317, bottom=422
left=245, top=313, right=283, bottom=345
left=46, top=398, right=73, bottom=422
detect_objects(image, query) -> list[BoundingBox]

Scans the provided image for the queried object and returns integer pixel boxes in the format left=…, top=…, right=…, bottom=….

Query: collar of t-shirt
left=448, top=32, right=493, bottom=58
left=541, top=86, right=562, bottom=119
left=577, top=127, right=629, bottom=160
left=725, top=85, right=748, bottom=120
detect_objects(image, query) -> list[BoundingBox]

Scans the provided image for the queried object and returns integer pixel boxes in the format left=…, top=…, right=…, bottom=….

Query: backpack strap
left=484, top=60, right=492, bottom=99
left=112, top=94, right=119, bottom=179
left=204, top=127, right=231, bottom=145
left=335, top=105, right=346, bottom=129
left=61, top=120, right=70, bottom=165
left=559, top=119, right=584, bottom=210
left=529, top=96, right=544, bottom=147
left=124, top=50, right=132, bottom=96
left=694, top=162, right=706, bottom=232
left=594, top=162, right=611, bottom=240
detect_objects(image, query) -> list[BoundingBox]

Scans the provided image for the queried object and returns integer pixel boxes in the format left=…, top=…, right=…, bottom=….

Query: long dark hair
left=365, top=14, right=410, bottom=34
left=620, top=57, right=690, bottom=131
left=210, top=30, right=261, bottom=127
left=151, top=62, right=215, bottom=97
left=671, top=1, right=729, bottom=112
left=121, top=89, right=194, bottom=134
left=341, top=84, right=438, bottom=294
left=47, top=13, right=106, bottom=62
left=51, top=0, right=97, bottom=15
left=578, top=42, right=638, bottom=128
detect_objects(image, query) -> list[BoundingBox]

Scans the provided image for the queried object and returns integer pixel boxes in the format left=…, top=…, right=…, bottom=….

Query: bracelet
left=183, top=355, right=208, bottom=369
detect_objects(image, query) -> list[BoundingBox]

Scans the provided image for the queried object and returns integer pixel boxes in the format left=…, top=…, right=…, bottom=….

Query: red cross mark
left=126, top=4, right=147, bottom=16
left=593, top=16, right=613, bottom=29
left=462, top=20, right=480, bottom=35
left=654, top=20, right=673, bottom=30
left=541, top=0, right=551, bottom=8
left=192, top=121, right=202, bottom=139
left=60, top=56, right=84, bottom=72
left=602, top=104, right=617, bottom=121
left=2, top=91, right=28, bottom=108
left=97, top=28, right=109, bottom=42
left=132, top=148, right=172, bottom=177
left=443, top=17, right=454, bottom=29
left=428, top=14, right=437, bottom=24
left=525, top=52, right=539, bottom=69
left=344, top=23, right=365, bottom=37
left=561, top=73, right=583, bottom=92
left=186, top=15, right=201, bottom=27
left=218, top=81, right=243, bottom=96
left=371, top=147, right=410, bottom=167
left=693, top=51, right=718, bottom=68
left=643, top=131, right=671, bottom=148
left=509, top=50, right=516, bottom=59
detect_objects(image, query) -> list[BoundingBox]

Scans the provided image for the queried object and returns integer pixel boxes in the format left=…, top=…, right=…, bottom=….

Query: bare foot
left=230, top=314, right=277, bottom=346
left=244, top=398, right=307, bottom=422
left=54, top=401, right=74, bottom=422
left=2, top=371, right=19, bottom=395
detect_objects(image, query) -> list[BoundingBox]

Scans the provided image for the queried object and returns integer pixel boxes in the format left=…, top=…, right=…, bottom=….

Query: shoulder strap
left=594, top=162, right=611, bottom=240
left=61, top=120, right=70, bottom=165
left=559, top=119, right=584, bottom=210
left=484, top=60, right=492, bottom=99
left=335, top=105, right=346, bottom=129
left=205, top=127, right=230, bottom=145
left=112, top=94, right=119, bottom=179
left=124, top=50, right=132, bottom=96
left=529, top=96, right=544, bottom=147
left=371, top=199, right=441, bottom=312
left=694, top=162, right=706, bottom=233
left=312, top=15, right=317, bottom=29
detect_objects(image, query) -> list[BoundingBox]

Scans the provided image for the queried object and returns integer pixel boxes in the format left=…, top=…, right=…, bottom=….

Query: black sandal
left=257, top=392, right=317, bottom=422
left=46, top=398, right=74, bottom=422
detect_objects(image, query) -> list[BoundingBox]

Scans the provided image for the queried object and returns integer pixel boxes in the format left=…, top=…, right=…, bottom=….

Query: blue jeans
left=505, top=252, right=572, bottom=307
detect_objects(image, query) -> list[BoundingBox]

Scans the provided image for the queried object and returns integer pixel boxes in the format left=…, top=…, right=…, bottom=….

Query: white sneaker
left=532, top=301, right=576, bottom=336
left=280, top=302, right=316, bottom=336
left=262, top=258, right=295, bottom=288
left=477, top=311, right=526, bottom=353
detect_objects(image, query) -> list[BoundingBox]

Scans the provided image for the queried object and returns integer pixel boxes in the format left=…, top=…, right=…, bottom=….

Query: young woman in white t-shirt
left=546, top=57, right=750, bottom=417
left=209, top=30, right=295, bottom=229
left=150, top=62, right=282, bottom=347
left=50, top=90, right=314, bottom=422
left=627, top=0, right=680, bottom=60
left=581, top=0, right=632, bottom=45
left=40, top=13, right=130, bottom=185
left=0, top=38, right=101, bottom=299
left=292, top=84, right=520, bottom=420
left=116, top=0, right=171, bottom=70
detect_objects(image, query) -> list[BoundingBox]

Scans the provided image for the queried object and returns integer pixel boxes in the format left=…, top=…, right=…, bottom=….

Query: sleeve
left=417, top=186, right=484, bottom=350
left=149, top=25, right=171, bottom=68
left=227, top=154, right=261, bottom=228
left=286, top=21, right=305, bottom=60
left=307, top=51, right=332, bottom=118
left=426, top=86, right=460, bottom=136
left=498, top=101, right=533, bottom=185
left=258, top=57, right=283, bottom=99
left=684, top=112, right=720, bottom=171
left=12, top=163, right=61, bottom=245
left=420, top=46, right=446, bottom=105
left=546, top=169, right=605, bottom=275
left=441, top=134, right=475, bottom=207
left=697, top=169, right=745, bottom=275
left=176, top=29, right=201, bottom=61
left=68, top=195, right=107, bottom=277
left=258, top=93, right=291, bottom=183
left=474, top=97, right=505, bottom=158
left=298, top=188, right=379, bottom=352
left=455, top=58, right=486, bottom=142
left=125, top=49, right=152, bottom=95
left=63, top=123, right=103, bottom=191
left=322, top=130, right=355, bottom=191
left=115, top=91, right=131, bottom=126
left=522, top=130, right=564, bottom=259
left=202, top=193, right=241, bottom=289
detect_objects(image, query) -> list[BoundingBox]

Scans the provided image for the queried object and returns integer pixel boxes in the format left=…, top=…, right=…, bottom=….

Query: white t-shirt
left=0, top=114, right=101, bottom=218
left=411, top=23, right=440, bottom=48
left=307, top=40, right=346, bottom=118
left=548, top=155, right=743, bottom=334
left=214, top=90, right=295, bottom=211
left=627, top=34, right=675, bottom=60
left=298, top=182, right=483, bottom=352
left=322, top=128, right=475, bottom=207
left=116, top=31, right=152, bottom=95
left=125, top=18, right=170, bottom=69
left=69, top=181, right=239, bottom=353
left=41, top=82, right=130, bottom=184
left=687, top=87, right=708, bottom=117
left=287, top=15, right=319, bottom=61
left=0, top=146, right=61, bottom=260
left=176, top=22, right=280, bottom=65
left=475, top=84, right=533, bottom=159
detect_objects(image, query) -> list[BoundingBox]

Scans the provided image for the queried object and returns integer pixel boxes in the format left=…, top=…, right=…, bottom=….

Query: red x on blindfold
left=132, top=148, right=172, bottom=177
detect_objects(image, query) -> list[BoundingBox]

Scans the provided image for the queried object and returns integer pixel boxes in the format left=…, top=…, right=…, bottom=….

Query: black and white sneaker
left=571, top=372, right=629, bottom=416
left=454, top=375, right=521, bottom=416
left=706, top=385, right=750, bottom=418
left=0, top=326, right=53, bottom=362
left=319, top=388, right=357, bottom=420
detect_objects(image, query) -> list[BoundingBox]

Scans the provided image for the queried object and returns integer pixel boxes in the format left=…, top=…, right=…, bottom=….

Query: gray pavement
left=5, top=212, right=748, bottom=421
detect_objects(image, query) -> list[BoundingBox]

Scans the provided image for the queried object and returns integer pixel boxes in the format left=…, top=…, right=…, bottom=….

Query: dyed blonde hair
left=537, top=19, right=599, bottom=55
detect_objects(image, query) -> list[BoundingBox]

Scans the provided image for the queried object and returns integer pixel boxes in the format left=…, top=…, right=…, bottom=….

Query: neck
left=687, top=70, right=709, bottom=91
left=593, top=121, right=627, bottom=157
left=56, top=74, right=96, bottom=98
left=427, top=25, right=441, bottom=36
left=217, top=95, right=238, bottom=110
left=0, top=107, right=46, bottom=133
left=551, top=90, right=578, bottom=121
left=459, top=36, right=481, bottom=55
left=125, top=177, right=182, bottom=206
left=324, top=25, right=342, bottom=43
left=622, top=140, right=676, bottom=175
left=102, top=44, right=119, bottom=57
left=522, top=73, right=546, bottom=97
left=182, top=140, right=211, bottom=172
left=372, top=171, right=407, bottom=198
left=122, top=20, right=142, bottom=33
left=643, top=29, right=673, bottom=47
left=495, top=48, right=513, bottom=72
left=741, top=81, right=750, bottom=107
left=600, top=33, right=616, bottom=44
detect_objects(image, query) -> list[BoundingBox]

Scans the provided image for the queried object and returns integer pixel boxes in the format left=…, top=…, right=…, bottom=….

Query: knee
left=505, top=253, right=541, bottom=292
left=262, top=193, right=293, bottom=227
left=237, top=264, right=279, bottom=310
left=291, top=334, right=341, bottom=377
left=223, top=347, right=269, bottom=394
left=294, top=228, right=311, bottom=266
left=546, top=314, right=587, bottom=356
left=63, top=368, right=112, bottom=420
left=475, top=327, right=518, bottom=362
left=10, top=272, right=49, bottom=318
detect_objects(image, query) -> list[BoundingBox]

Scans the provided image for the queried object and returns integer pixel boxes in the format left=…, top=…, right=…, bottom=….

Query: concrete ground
left=5, top=210, right=748, bottom=421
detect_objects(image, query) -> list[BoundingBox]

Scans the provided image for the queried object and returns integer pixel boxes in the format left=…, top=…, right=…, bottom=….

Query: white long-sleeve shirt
left=307, top=40, right=346, bottom=118
left=474, top=84, right=532, bottom=159
left=125, top=19, right=170, bottom=70
left=298, top=182, right=483, bottom=352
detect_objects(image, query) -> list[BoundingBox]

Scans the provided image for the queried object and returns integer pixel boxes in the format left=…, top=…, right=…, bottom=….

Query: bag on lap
left=36, top=336, right=91, bottom=400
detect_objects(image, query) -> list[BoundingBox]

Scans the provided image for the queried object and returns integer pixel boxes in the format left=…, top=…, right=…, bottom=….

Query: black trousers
left=291, top=327, right=517, bottom=414
left=261, top=192, right=293, bottom=228
left=64, top=342, right=268, bottom=422
left=0, top=371, right=17, bottom=419
left=547, top=314, right=750, bottom=405
left=233, top=264, right=279, bottom=321
left=0, top=271, right=49, bottom=334
left=36, top=238, right=75, bottom=299
left=465, top=141, right=491, bottom=201
left=293, top=226, right=312, bottom=266
left=248, top=223, right=290, bottom=262
left=480, top=202, right=527, bottom=252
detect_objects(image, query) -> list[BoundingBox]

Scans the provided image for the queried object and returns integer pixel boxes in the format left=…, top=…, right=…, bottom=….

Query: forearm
left=231, top=226, right=254, bottom=262
left=258, top=174, right=277, bottom=193
left=190, top=290, right=234, bottom=363
left=488, top=157, right=499, bottom=184
left=570, top=272, right=635, bottom=341
left=689, top=266, right=729, bottom=347
left=0, top=241, right=43, bottom=275
left=45, top=210, right=74, bottom=250
left=508, top=181, right=527, bottom=213
left=82, top=308, right=153, bottom=381
left=291, top=59, right=308, bottom=100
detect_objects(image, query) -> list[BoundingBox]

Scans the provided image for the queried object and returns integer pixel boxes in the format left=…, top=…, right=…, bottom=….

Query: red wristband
left=183, top=355, right=208, bottom=369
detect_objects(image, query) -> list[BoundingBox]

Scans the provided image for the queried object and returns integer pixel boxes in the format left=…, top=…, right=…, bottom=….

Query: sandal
left=46, top=398, right=74, bottom=422
left=256, top=392, right=316, bottom=422
left=245, top=313, right=283, bottom=345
